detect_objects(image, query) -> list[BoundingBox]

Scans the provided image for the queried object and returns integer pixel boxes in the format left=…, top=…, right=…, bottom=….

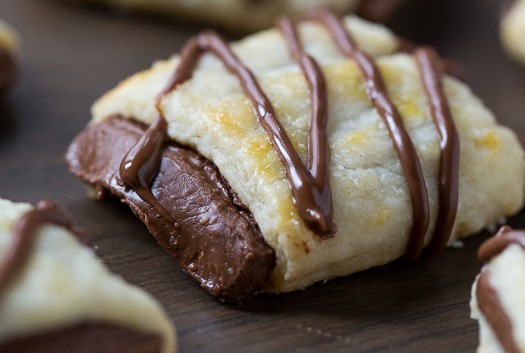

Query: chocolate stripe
left=478, top=226, right=525, bottom=263
left=0, top=201, right=73, bottom=301
left=119, top=115, right=174, bottom=224
left=307, top=9, right=430, bottom=261
left=414, top=47, right=460, bottom=257
left=276, top=17, right=336, bottom=236
left=156, top=31, right=336, bottom=237
left=476, top=271, right=519, bottom=353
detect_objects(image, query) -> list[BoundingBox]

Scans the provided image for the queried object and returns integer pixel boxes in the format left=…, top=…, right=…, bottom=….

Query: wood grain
left=1, top=0, right=525, bottom=351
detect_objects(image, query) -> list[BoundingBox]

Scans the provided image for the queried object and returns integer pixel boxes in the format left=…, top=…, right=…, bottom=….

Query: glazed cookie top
left=0, top=198, right=176, bottom=353
left=91, top=14, right=524, bottom=292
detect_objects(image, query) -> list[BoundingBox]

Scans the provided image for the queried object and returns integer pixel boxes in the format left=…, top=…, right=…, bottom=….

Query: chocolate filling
left=0, top=322, right=162, bottom=353
left=65, top=116, right=276, bottom=303
left=0, top=47, right=15, bottom=93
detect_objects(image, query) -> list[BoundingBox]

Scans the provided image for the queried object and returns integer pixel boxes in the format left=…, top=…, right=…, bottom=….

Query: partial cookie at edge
left=501, top=0, right=525, bottom=66
left=470, top=226, right=525, bottom=353
left=0, top=198, right=176, bottom=353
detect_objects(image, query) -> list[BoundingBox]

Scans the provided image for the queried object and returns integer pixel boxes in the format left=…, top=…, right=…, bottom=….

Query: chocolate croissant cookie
left=66, top=11, right=525, bottom=302
left=470, top=226, right=525, bottom=353
left=0, top=198, right=176, bottom=353
left=0, top=20, right=17, bottom=93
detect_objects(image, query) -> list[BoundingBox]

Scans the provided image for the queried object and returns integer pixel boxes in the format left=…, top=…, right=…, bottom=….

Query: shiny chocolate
left=66, top=116, right=276, bottom=303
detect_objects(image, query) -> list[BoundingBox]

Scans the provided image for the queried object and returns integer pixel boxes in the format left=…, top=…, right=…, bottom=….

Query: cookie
left=61, top=0, right=360, bottom=32
left=66, top=11, right=525, bottom=302
left=57, top=0, right=410, bottom=32
left=470, top=226, right=525, bottom=353
left=500, top=0, right=525, bottom=66
left=0, top=198, right=176, bottom=353
left=0, top=20, right=18, bottom=93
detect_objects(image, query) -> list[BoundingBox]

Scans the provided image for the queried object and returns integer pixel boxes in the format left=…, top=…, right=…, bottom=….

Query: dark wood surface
left=1, top=0, right=524, bottom=352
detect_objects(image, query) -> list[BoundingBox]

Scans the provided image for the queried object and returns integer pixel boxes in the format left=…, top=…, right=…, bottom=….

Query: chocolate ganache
left=67, top=116, right=276, bottom=303
left=414, top=47, right=460, bottom=258
left=276, top=16, right=336, bottom=236
left=119, top=115, right=175, bottom=224
left=476, top=226, right=525, bottom=353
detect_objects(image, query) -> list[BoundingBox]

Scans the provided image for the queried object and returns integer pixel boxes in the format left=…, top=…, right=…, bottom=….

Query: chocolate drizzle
left=475, top=226, right=525, bottom=353
left=276, top=17, right=336, bottom=236
left=156, top=30, right=337, bottom=237
left=478, top=225, right=525, bottom=264
left=119, top=115, right=175, bottom=224
left=119, top=9, right=461, bottom=259
left=69, top=116, right=276, bottom=302
left=306, top=9, right=432, bottom=260
left=0, top=200, right=73, bottom=301
left=414, top=47, right=460, bottom=257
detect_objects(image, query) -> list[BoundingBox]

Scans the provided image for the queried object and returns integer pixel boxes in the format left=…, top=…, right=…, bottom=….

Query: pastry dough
left=470, top=226, right=525, bottom=353
left=0, top=198, right=176, bottom=353
left=68, top=14, right=525, bottom=298
left=501, top=0, right=525, bottom=66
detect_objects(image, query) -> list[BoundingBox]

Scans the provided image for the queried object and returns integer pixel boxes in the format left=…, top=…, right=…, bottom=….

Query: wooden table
left=1, top=0, right=524, bottom=352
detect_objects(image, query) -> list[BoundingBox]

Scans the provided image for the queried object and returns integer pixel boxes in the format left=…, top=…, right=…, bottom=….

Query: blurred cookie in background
left=54, top=0, right=409, bottom=32
left=501, top=0, right=525, bottom=66
left=0, top=20, right=18, bottom=93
